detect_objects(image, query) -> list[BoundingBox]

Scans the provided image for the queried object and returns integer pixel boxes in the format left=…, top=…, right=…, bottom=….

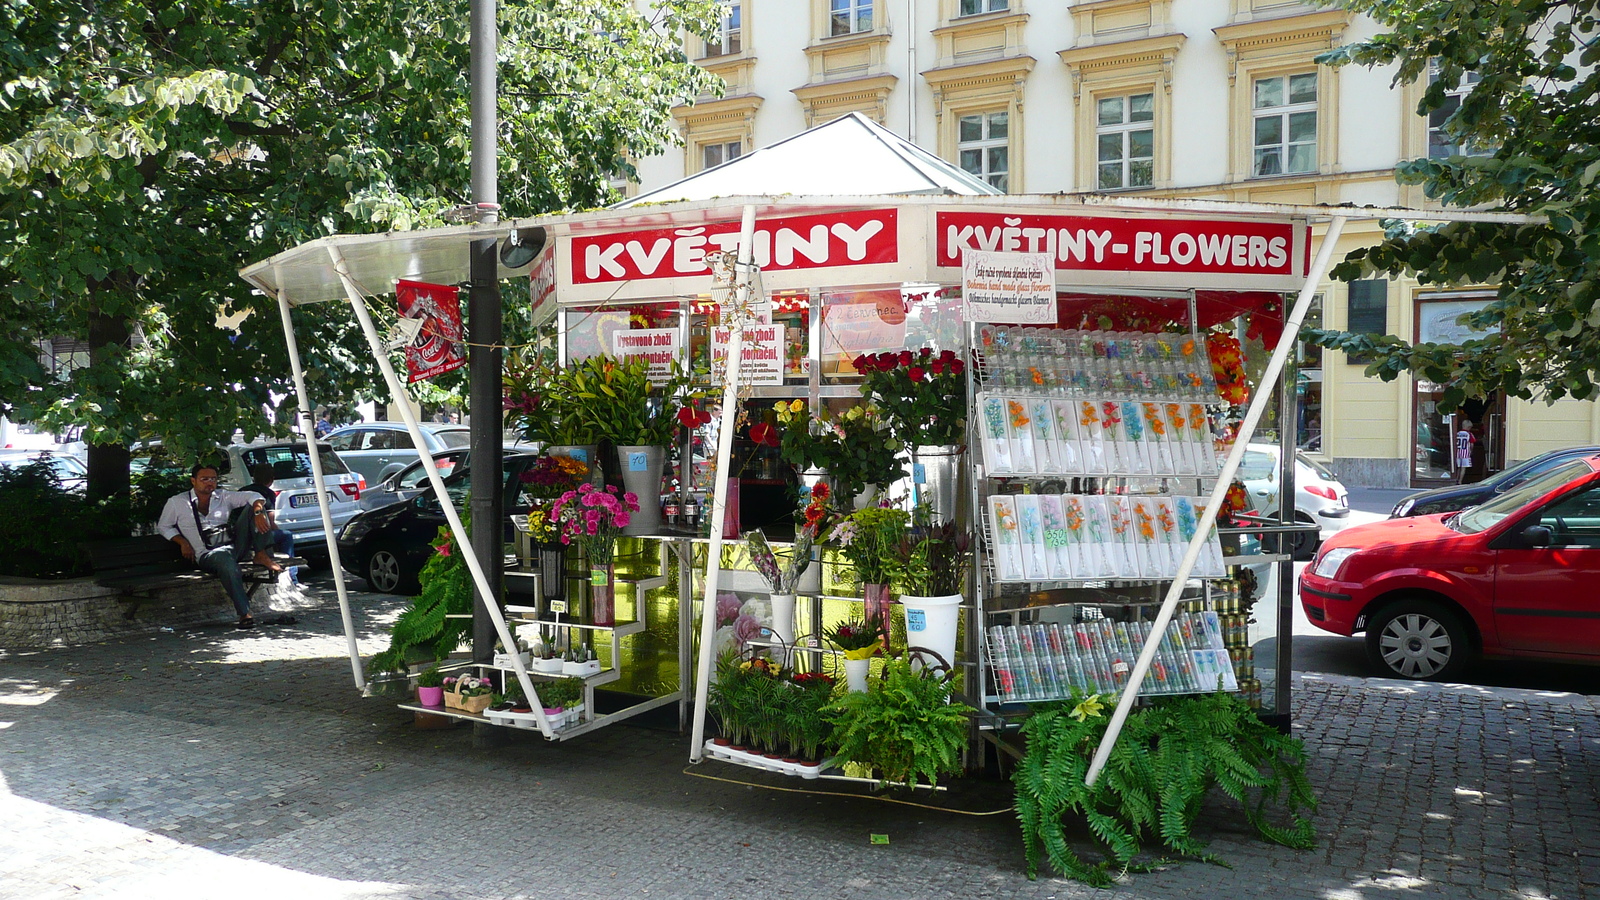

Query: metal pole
left=1084, top=215, right=1347, bottom=787
left=468, top=0, right=502, bottom=664
left=273, top=289, right=363, bottom=689
left=1272, top=326, right=1299, bottom=725
left=329, top=247, right=552, bottom=738
left=689, top=205, right=757, bottom=762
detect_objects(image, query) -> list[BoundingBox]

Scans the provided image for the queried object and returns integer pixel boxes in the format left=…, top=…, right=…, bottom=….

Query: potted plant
left=773, top=399, right=903, bottom=508
left=538, top=676, right=586, bottom=728
left=415, top=664, right=445, bottom=707
left=886, top=517, right=972, bottom=671
left=442, top=671, right=495, bottom=714
left=829, top=506, right=910, bottom=637
left=502, top=351, right=595, bottom=466
left=549, top=482, right=640, bottom=626
left=853, top=348, right=969, bottom=521
left=824, top=611, right=886, bottom=693
left=784, top=671, right=837, bottom=775
left=517, top=455, right=590, bottom=601
left=744, top=482, right=831, bottom=655
left=531, top=640, right=565, bottom=675
left=824, top=655, right=975, bottom=788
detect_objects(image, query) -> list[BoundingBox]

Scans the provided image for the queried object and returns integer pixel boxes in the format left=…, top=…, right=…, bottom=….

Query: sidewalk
left=1, top=580, right=1595, bottom=900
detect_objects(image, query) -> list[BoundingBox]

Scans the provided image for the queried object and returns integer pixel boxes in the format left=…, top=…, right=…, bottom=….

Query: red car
left=1301, top=455, right=1600, bottom=680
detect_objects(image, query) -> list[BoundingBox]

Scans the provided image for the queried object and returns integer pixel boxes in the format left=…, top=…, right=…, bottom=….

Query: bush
left=0, top=459, right=180, bottom=578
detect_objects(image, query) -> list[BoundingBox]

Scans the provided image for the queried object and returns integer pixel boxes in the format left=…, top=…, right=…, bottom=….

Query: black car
left=1390, top=445, right=1600, bottom=517
left=338, top=451, right=542, bottom=594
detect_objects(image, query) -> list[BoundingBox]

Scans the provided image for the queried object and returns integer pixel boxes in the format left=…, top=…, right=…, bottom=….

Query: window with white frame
left=1096, top=92, right=1154, bottom=190
left=1252, top=72, right=1318, bottom=176
left=704, top=0, right=741, bottom=57
left=958, top=111, right=1009, bottom=191
left=959, top=0, right=1008, bottom=15
left=830, top=0, right=873, bottom=36
left=701, top=140, right=743, bottom=170
left=1428, top=61, right=1488, bottom=158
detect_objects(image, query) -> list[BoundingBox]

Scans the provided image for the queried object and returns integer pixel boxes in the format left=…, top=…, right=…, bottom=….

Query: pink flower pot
left=418, top=686, right=445, bottom=707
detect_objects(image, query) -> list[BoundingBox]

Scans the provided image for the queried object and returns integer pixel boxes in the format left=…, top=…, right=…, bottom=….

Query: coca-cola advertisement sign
left=936, top=212, right=1301, bottom=276
left=396, top=279, right=466, bottom=384
left=571, top=208, right=898, bottom=284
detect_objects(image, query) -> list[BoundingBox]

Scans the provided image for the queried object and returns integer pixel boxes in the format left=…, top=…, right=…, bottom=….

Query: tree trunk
left=85, top=307, right=132, bottom=507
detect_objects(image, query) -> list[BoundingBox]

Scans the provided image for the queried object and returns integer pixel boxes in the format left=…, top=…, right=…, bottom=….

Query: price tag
left=591, top=568, right=608, bottom=586
left=906, top=609, right=927, bottom=632
left=549, top=600, right=568, bottom=614
left=628, top=451, right=648, bottom=472
left=913, top=462, right=926, bottom=484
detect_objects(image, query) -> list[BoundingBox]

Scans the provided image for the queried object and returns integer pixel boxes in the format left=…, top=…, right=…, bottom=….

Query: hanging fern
left=1013, top=691, right=1316, bottom=886
left=369, top=517, right=475, bottom=675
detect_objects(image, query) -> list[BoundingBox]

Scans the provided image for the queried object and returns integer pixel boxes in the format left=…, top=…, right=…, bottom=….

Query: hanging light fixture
left=499, top=226, right=547, bottom=269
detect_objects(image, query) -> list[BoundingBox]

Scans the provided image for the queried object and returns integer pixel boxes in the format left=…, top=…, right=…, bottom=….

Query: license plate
left=289, top=493, right=323, bottom=508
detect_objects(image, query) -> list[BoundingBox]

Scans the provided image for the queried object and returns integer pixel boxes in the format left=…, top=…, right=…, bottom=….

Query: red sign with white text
left=571, top=208, right=898, bottom=284
left=396, top=279, right=466, bottom=384
left=936, top=212, right=1301, bottom=276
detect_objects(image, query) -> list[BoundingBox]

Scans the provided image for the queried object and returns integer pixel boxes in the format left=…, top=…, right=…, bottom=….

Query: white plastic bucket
left=899, top=593, right=962, bottom=671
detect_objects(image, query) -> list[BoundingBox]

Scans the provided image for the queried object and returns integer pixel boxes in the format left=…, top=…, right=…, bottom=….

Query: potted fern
left=824, top=655, right=975, bottom=788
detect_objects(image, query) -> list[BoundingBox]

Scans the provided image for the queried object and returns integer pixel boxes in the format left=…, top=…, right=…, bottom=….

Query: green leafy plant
left=829, top=506, right=910, bottom=586
left=823, top=611, right=885, bottom=660
left=369, top=518, right=475, bottom=676
left=537, top=676, right=585, bottom=710
left=853, top=348, right=968, bottom=448
left=415, top=665, right=444, bottom=689
left=886, top=518, right=972, bottom=598
left=568, top=354, right=696, bottom=446
left=824, top=656, right=974, bottom=787
left=1013, top=691, right=1316, bottom=886
left=784, top=672, right=838, bottom=761
left=773, top=399, right=905, bottom=504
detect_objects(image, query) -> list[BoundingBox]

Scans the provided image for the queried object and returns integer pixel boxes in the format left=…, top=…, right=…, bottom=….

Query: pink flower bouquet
left=549, top=482, right=641, bottom=566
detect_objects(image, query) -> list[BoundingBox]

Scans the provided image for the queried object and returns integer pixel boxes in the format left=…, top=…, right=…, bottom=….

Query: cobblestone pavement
left=1, top=577, right=1597, bottom=900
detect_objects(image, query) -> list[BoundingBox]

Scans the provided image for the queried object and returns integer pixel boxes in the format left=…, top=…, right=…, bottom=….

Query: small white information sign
left=610, top=328, right=683, bottom=382
left=962, top=249, right=1057, bottom=324
left=711, top=323, right=786, bottom=386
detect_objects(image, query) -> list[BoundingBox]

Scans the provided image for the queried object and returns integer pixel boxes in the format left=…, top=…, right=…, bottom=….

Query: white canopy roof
left=616, top=112, right=1003, bottom=207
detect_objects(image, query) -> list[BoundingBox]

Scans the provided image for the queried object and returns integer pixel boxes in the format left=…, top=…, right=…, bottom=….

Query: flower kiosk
left=243, top=172, right=1398, bottom=854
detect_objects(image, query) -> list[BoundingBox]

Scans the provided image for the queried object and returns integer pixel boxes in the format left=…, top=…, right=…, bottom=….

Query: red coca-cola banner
left=570, top=208, right=898, bottom=284
left=936, top=212, right=1302, bottom=276
left=396, top=279, right=466, bottom=384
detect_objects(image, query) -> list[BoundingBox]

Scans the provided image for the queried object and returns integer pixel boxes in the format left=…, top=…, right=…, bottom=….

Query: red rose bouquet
left=853, top=348, right=968, bottom=448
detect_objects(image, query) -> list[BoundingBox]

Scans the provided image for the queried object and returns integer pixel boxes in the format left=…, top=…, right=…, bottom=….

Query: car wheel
left=1364, top=598, right=1471, bottom=681
left=366, top=545, right=418, bottom=595
left=1287, top=513, right=1322, bottom=561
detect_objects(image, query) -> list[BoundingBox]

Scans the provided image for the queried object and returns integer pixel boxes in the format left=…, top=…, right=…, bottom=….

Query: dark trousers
left=195, top=512, right=276, bottom=618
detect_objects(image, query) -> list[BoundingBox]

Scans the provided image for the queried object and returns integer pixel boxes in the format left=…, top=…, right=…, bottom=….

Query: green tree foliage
left=0, top=0, right=721, bottom=494
left=1307, top=0, right=1600, bottom=410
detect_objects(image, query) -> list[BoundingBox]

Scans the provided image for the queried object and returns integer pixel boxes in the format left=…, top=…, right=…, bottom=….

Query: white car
left=1235, top=443, right=1350, bottom=560
left=217, top=441, right=364, bottom=558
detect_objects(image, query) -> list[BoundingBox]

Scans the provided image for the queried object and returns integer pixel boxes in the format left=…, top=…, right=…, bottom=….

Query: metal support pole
left=689, top=205, right=757, bottom=763
left=468, top=0, right=501, bottom=664
left=329, top=247, right=552, bottom=738
left=1084, top=215, right=1347, bottom=787
left=273, top=289, right=363, bottom=689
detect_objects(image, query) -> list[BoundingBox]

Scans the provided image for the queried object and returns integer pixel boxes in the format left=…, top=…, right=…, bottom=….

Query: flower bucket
left=617, top=444, right=665, bottom=535
left=417, top=686, right=445, bottom=707
left=908, top=445, right=967, bottom=524
left=546, top=445, right=603, bottom=486
left=899, top=593, right=962, bottom=673
left=843, top=656, right=872, bottom=693
left=769, top=593, right=795, bottom=666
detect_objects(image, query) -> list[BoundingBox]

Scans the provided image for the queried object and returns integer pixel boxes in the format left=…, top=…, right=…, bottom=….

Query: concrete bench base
left=0, top=576, right=235, bottom=647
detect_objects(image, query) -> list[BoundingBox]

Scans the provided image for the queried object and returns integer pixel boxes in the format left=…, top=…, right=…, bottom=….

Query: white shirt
left=157, top=489, right=259, bottom=551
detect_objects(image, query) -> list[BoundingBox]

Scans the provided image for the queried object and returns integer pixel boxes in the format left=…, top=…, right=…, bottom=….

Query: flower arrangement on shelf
left=502, top=349, right=589, bottom=446
left=549, top=482, right=640, bottom=566
left=443, top=672, right=496, bottom=713
left=824, top=611, right=887, bottom=661
left=887, top=518, right=973, bottom=598
left=709, top=652, right=837, bottom=764
left=744, top=482, right=831, bottom=594
left=773, top=399, right=904, bottom=506
left=518, top=455, right=591, bottom=543
left=853, top=348, right=968, bottom=448
left=830, top=506, right=910, bottom=587
left=568, top=354, right=697, bottom=447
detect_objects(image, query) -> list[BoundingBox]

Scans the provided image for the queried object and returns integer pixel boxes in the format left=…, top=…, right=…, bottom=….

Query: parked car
left=1390, top=445, right=1600, bottom=518
left=324, top=422, right=471, bottom=487
left=357, top=446, right=539, bottom=511
left=1235, top=443, right=1350, bottom=560
left=218, top=442, right=363, bottom=561
left=339, top=451, right=542, bottom=594
left=1302, top=454, right=1600, bottom=681
left=0, top=449, right=87, bottom=492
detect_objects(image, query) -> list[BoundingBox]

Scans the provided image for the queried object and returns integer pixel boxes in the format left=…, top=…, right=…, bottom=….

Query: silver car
left=0, top=449, right=87, bottom=492
left=218, top=442, right=363, bottom=556
left=324, top=423, right=471, bottom=487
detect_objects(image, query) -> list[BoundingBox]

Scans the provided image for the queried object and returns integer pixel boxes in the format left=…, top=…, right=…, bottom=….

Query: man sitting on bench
left=156, top=463, right=279, bottom=629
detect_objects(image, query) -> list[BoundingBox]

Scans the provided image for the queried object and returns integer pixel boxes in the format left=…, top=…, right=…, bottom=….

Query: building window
left=1096, top=93, right=1154, bottom=190
left=703, top=0, right=741, bottom=57
left=1428, top=61, right=1487, bottom=158
left=959, top=0, right=1008, bottom=15
left=958, top=111, right=1009, bottom=191
left=830, top=0, right=873, bottom=36
left=1252, top=72, right=1317, bottom=176
left=701, top=140, right=743, bottom=170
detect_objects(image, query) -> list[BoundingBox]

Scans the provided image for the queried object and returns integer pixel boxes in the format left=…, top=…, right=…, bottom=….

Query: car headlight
left=339, top=516, right=373, bottom=543
left=1311, top=547, right=1358, bottom=580
left=1391, top=498, right=1414, bottom=517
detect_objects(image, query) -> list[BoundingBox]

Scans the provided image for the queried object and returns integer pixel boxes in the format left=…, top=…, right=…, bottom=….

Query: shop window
left=1096, top=92, right=1155, bottom=190
left=958, top=111, right=1010, bottom=191
left=1296, top=293, right=1323, bottom=452
left=959, top=0, right=1008, bottom=15
left=1428, top=60, right=1489, bottom=159
left=1252, top=73, right=1317, bottom=177
left=703, top=0, right=742, bottom=58
left=1345, top=279, right=1386, bottom=364
left=701, top=140, right=743, bottom=170
left=830, top=0, right=873, bottom=36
